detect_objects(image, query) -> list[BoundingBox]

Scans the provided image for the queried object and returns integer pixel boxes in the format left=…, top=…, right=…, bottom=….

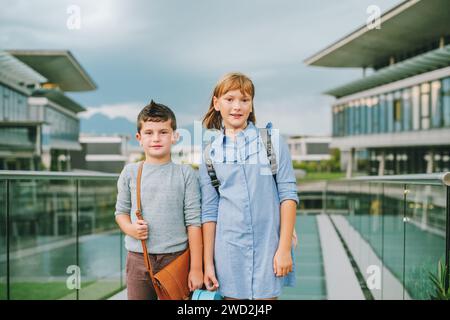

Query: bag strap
left=135, top=161, right=160, bottom=289
left=259, top=128, right=278, bottom=179
left=204, top=143, right=221, bottom=195
left=204, top=127, right=278, bottom=195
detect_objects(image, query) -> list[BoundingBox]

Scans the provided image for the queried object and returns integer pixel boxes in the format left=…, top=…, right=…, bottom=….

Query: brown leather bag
left=135, top=161, right=191, bottom=300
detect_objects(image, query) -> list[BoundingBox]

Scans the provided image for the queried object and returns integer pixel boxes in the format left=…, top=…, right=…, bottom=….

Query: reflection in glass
left=404, top=185, right=446, bottom=300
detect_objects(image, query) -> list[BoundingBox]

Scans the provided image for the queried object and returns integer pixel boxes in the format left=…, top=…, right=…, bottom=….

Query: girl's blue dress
left=199, top=121, right=299, bottom=299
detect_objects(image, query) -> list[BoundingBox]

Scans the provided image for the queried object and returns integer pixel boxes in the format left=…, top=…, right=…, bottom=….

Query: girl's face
left=213, top=89, right=253, bottom=131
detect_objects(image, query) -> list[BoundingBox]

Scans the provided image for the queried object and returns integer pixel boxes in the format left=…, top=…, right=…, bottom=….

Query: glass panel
left=367, top=98, right=373, bottom=134
left=386, top=93, right=394, bottom=133
left=0, top=180, right=6, bottom=300
left=443, top=77, right=450, bottom=127
left=372, top=96, right=379, bottom=134
left=412, top=86, right=420, bottom=130
left=402, top=88, right=412, bottom=131
left=379, top=94, right=387, bottom=133
left=393, top=91, right=402, bottom=132
left=361, top=99, right=368, bottom=135
left=9, top=179, right=77, bottom=300
left=404, top=184, right=447, bottom=300
left=78, top=180, right=121, bottom=300
left=431, top=80, right=442, bottom=128
left=421, top=83, right=430, bottom=130
left=381, top=183, right=405, bottom=299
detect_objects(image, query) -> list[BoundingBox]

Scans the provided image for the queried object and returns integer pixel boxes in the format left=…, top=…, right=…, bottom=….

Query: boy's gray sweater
left=115, top=161, right=201, bottom=254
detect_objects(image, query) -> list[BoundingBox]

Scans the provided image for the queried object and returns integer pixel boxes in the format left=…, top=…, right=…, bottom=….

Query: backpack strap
left=204, top=143, right=220, bottom=194
left=260, top=127, right=278, bottom=180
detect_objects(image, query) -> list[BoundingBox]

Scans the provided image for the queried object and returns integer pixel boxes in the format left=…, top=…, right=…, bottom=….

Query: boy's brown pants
left=126, top=250, right=185, bottom=300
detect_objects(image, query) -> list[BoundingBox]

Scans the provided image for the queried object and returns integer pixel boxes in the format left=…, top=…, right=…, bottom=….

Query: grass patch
left=298, top=172, right=345, bottom=183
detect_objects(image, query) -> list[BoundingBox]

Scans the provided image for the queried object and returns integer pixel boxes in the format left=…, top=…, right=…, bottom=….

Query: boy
left=115, top=100, right=203, bottom=300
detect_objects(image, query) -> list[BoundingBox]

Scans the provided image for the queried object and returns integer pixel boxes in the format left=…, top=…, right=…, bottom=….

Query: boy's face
left=136, top=120, right=178, bottom=160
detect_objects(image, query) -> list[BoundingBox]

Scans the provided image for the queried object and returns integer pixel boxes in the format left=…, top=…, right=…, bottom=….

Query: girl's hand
left=203, top=264, right=219, bottom=291
left=188, top=269, right=204, bottom=292
left=129, top=219, right=148, bottom=240
left=273, top=248, right=293, bottom=277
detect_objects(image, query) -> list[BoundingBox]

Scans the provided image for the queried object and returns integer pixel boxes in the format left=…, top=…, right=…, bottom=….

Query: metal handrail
left=0, top=170, right=119, bottom=180
left=348, top=172, right=450, bottom=186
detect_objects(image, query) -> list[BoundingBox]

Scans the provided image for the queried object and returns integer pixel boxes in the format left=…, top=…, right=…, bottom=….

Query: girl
left=200, top=72, right=298, bottom=300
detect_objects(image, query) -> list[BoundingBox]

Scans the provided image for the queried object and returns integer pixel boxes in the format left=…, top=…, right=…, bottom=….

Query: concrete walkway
left=108, top=288, right=127, bottom=300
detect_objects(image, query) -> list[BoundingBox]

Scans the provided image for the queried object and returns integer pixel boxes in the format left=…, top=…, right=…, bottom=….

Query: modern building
left=70, top=135, right=130, bottom=173
left=287, top=136, right=331, bottom=163
left=0, top=50, right=96, bottom=171
left=305, top=0, right=450, bottom=176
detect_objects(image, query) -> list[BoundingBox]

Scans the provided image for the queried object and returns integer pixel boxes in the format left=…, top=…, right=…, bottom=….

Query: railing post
left=6, top=179, right=10, bottom=301
left=446, top=185, right=449, bottom=293
left=76, top=179, right=79, bottom=300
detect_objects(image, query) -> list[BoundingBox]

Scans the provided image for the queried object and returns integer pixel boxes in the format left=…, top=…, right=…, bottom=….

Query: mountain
left=80, top=113, right=201, bottom=147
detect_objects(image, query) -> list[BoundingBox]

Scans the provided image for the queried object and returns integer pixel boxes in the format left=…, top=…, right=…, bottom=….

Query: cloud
left=79, top=102, right=143, bottom=122
left=2, top=0, right=402, bottom=138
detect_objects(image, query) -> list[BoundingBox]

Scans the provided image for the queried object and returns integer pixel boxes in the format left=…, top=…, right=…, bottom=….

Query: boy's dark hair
left=137, top=100, right=177, bottom=133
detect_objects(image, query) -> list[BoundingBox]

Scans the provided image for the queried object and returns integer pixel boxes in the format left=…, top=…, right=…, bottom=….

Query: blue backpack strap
left=203, top=143, right=220, bottom=195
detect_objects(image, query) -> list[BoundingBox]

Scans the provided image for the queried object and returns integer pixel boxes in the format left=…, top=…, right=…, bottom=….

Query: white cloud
left=79, top=102, right=143, bottom=122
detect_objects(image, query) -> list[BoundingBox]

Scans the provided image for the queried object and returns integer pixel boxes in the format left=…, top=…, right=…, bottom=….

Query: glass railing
left=0, top=170, right=125, bottom=300
left=321, top=173, right=450, bottom=300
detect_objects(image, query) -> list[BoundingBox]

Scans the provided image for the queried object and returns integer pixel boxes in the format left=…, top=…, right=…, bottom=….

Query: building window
left=0, top=85, right=3, bottom=120
left=379, top=94, right=387, bottom=133
left=393, top=91, right=402, bottom=132
left=3, top=87, right=10, bottom=121
left=420, top=82, right=430, bottom=130
left=431, top=80, right=442, bottom=128
left=360, top=99, right=367, bottom=134
left=354, top=101, right=359, bottom=135
left=386, top=93, right=394, bottom=133
left=372, top=96, right=379, bottom=133
left=442, top=77, right=450, bottom=127
left=339, top=105, right=345, bottom=136
left=402, top=88, right=412, bottom=131
left=412, top=85, right=420, bottom=130
left=366, top=98, right=372, bottom=134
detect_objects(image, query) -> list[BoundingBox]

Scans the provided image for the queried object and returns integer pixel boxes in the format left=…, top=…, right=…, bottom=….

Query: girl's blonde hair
left=202, top=72, right=256, bottom=130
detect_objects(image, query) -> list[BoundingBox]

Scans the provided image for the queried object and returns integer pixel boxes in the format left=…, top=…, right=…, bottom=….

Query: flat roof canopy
left=7, top=50, right=97, bottom=92
left=0, top=51, right=47, bottom=87
left=304, top=0, right=450, bottom=68
left=326, top=44, right=450, bottom=97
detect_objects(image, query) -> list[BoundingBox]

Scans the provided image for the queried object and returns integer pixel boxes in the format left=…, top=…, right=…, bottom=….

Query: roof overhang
left=326, top=44, right=450, bottom=97
left=304, top=0, right=450, bottom=68
left=32, top=89, right=86, bottom=113
left=7, top=50, right=97, bottom=92
left=0, top=51, right=47, bottom=89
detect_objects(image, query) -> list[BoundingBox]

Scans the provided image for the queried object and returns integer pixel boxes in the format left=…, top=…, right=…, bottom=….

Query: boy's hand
left=273, top=248, right=293, bottom=277
left=188, top=269, right=203, bottom=292
left=203, top=264, right=219, bottom=291
left=130, top=219, right=148, bottom=240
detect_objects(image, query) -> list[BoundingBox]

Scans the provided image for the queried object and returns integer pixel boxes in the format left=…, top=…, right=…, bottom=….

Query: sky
left=1, top=0, right=401, bottom=136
